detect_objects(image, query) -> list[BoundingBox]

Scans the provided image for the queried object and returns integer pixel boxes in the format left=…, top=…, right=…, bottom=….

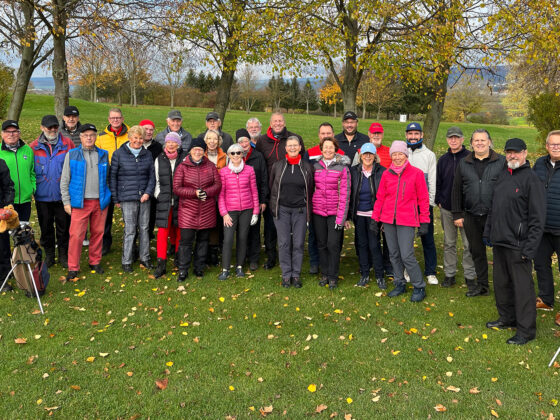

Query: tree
left=528, top=93, right=560, bottom=142
left=0, top=63, right=15, bottom=118
left=237, top=64, right=260, bottom=113
left=319, top=80, right=342, bottom=118
left=356, top=71, right=399, bottom=120
left=300, top=79, right=318, bottom=114
left=154, top=39, right=191, bottom=108
left=67, top=36, right=109, bottom=103
left=443, top=79, right=487, bottom=121
left=267, top=75, right=290, bottom=110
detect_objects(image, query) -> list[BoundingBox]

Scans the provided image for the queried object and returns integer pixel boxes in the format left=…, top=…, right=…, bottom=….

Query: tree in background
left=0, top=63, right=15, bottom=118
left=356, top=70, right=400, bottom=120
left=236, top=64, right=261, bottom=113
left=267, top=75, right=290, bottom=110
left=67, top=35, right=109, bottom=103
left=154, top=39, right=191, bottom=108
left=319, top=79, right=342, bottom=118
left=443, top=79, right=487, bottom=122
left=528, top=93, right=560, bottom=142
left=300, top=79, right=318, bottom=114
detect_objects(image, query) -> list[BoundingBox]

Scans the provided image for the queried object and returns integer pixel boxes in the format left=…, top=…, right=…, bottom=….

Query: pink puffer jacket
left=372, top=162, right=430, bottom=227
left=312, top=154, right=351, bottom=225
left=218, top=163, right=260, bottom=216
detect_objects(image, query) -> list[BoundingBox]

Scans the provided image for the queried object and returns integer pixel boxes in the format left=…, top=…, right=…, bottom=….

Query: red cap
left=139, top=119, right=155, bottom=128
left=369, top=123, right=384, bottom=134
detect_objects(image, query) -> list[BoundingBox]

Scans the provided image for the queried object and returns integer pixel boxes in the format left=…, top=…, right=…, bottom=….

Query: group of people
left=0, top=107, right=559, bottom=345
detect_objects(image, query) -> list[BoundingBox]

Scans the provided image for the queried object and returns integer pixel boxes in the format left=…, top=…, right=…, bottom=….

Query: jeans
left=222, top=209, right=252, bottom=269
left=275, top=206, right=307, bottom=279
left=245, top=212, right=261, bottom=264
left=121, top=201, right=150, bottom=265
left=383, top=223, right=425, bottom=288
left=263, top=206, right=277, bottom=263
left=355, top=216, right=384, bottom=278
left=440, top=207, right=476, bottom=279
left=307, top=219, right=319, bottom=267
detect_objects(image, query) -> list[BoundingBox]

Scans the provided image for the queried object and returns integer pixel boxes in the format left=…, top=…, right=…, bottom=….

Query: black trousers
left=533, top=232, right=560, bottom=307
left=179, top=228, right=210, bottom=272
left=263, top=206, right=277, bottom=263
left=0, top=231, right=11, bottom=279
left=35, top=201, right=70, bottom=256
left=148, top=196, right=157, bottom=240
left=493, top=246, right=536, bottom=339
left=103, top=202, right=115, bottom=249
left=244, top=213, right=261, bottom=264
left=13, top=202, right=31, bottom=222
left=463, top=213, right=488, bottom=289
left=313, top=214, right=343, bottom=281
left=222, top=209, right=252, bottom=269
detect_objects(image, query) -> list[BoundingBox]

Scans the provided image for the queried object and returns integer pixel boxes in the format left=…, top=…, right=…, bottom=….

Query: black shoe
left=178, top=270, right=188, bottom=281
left=318, top=275, right=328, bottom=287
left=167, top=247, right=175, bottom=257
left=328, top=278, right=338, bottom=289
left=122, top=264, right=133, bottom=273
left=309, top=264, right=319, bottom=275
left=235, top=266, right=245, bottom=278
left=153, top=258, right=167, bottom=278
left=506, top=335, right=533, bottom=345
left=139, top=260, right=153, bottom=269
left=292, top=277, right=302, bottom=288
left=355, top=275, right=370, bottom=287
left=376, top=277, right=387, bottom=290
left=441, top=276, right=456, bottom=287
left=102, top=245, right=111, bottom=256
left=486, top=320, right=516, bottom=330
left=263, top=260, right=276, bottom=270
left=194, top=269, right=204, bottom=277
left=249, top=262, right=259, bottom=271
left=66, top=270, right=79, bottom=281
left=388, top=283, right=407, bottom=297
left=44, top=254, right=55, bottom=268
left=207, top=246, right=219, bottom=266
left=281, top=277, right=291, bottom=288
left=89, top=264, right=104, bottom=274
left=0, top=283, right=13, bottom=292
left=466, top=285, right=483, bottom=297
left=410, top=287, right=426, bottom=302
left=59, top=253, right=68, bottom=269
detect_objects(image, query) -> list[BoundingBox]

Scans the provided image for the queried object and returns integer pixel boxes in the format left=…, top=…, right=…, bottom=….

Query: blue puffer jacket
left=533, top=155, right=560, bottom=234
left=68, top=146, right=111, bottom=210
left=109, top=143, right=155, bottom=203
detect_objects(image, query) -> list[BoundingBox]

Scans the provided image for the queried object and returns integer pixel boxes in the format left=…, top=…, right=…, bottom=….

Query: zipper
left=517, top=222, right=522, bottom=246
left=15, top=149, right=22, bottom=203
left=393, top=173, right=401, bottom=223
left=302, top=163, right=309, bottom=221
left=275, top=162, right=288, bottom=218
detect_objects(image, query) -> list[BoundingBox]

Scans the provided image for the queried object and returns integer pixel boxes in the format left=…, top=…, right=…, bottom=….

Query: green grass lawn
left=1, top=95, right=559, bottom=418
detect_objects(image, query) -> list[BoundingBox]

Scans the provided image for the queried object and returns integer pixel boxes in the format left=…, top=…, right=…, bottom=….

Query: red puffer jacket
left=174, top=156, right=222, bottom=229
left=372, top=162, right=430, bottom=227
left=312, top=154, right=351, bottom=225
left=218, top=163, right=260, bottom=216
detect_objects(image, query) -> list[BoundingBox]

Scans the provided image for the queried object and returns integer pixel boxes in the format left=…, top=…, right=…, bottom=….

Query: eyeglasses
left=547, top=143, right=560, bottom=149
left=109, top=117, right=123, bottom=120
left=230, top=151, right=243, bottom=156
left=46, top=126, right=59, bottom=130
left=3, top=130, right=19, bottom=135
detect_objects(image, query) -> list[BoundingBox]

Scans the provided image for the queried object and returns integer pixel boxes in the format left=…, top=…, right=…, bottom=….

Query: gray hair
left=470, top=129, right=493, bottom=148
left=227, top=143, right=244, bottom=155
left=204, top=129, right=222, bottom=147
left=546, top=130, right=560, bottom=144
left=246, top=117, right=262, bottom=128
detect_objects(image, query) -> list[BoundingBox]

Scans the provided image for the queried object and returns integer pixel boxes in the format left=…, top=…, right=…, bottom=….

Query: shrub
left=0, top=63, right=15, bottom=118
left=527, top=92, right=560, bottom=141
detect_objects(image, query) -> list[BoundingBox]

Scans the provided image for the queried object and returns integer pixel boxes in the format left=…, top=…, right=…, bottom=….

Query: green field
left=1, top=95, right=559, bottom=419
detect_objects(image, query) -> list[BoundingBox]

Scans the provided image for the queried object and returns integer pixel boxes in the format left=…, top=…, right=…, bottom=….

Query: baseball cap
left=368, top=123, right=384, bottom=134
left=446, top=126, right=463, bottom=137
left=2, top=120, right=19, bottom=131
left=504, top=138, right=527, bottom=152
left=79, top=123, right=97, bottom=133
left=167, top=110, right=182, bottom=120
left=206, top=111, right=220, bottom=121
left=342, top=111, right=358, bottom=121
left=360, top=143, right=377, bottom=155
left=41, top=115, right=59, bottom=128
left=64, top=106, right=79, bottom=116
left=406, top=122, right=422, bottom=132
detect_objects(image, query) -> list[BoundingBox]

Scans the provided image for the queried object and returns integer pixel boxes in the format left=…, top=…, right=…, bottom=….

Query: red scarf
left=266, top=126, right=281, bottom=160
left=110, top=125, right=123, bottom=136
left=286, top=154, right=301, bottom=165
left=243, top=147, right=253, bottom=162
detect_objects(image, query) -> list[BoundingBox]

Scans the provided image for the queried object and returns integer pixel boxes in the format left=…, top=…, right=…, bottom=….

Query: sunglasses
left=230, top=151, right=243, bottom=156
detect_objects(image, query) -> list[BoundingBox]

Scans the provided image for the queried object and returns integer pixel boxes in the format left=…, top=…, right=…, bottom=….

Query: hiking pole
left=549, top=346, right=560, bottom=368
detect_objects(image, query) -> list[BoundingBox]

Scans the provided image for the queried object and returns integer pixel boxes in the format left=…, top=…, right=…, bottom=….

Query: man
left=96, top=108, right=129, bottom=255
left=0, top=120, right=35, bottom=222
left=256, top=111, right=305, bottom=269
left=533, top=129, right=560, bottom=327
left=452, top=129, right=505, bottom=297
left=141, top=119, right=162, bottom=240
left=484, top=138, right=545, bottom=345
left=351, top=122, right=391, bottom=168
left=246, top=117, right=262, bottom=145
left=60, top=124, right=111, bottom=281
left=236, top=128, right=268, bottom=271
left=155, top=110, right=192, bottom=152
left=30, top=115, right=75, bottom=268
left=60, top=105, right=82, bottom=146
left=0, top=158, right=14, bottom=291
left=334, top=111, right=369, bottom=162
left=198, top=112, right=233, bottom=152
left=405, top=122, right=438, bottom=285
left=435, top=127, right=476, bottom=287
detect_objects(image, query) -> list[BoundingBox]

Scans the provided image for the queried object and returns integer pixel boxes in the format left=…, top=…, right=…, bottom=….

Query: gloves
left=482, top=237, right=493, bottom=247
left=417, top=223, right=429, bottom=236
left=198, top=189, right=207, bottom=200
left=250, top=214, right=258, bottom=226
left=369, top=221, right=379, bottom=235
left=334, top=223, right=344, bottom=231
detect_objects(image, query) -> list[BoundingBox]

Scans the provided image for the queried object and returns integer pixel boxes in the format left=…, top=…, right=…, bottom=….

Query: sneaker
left=66, top=270, right=79, bottom=281
left=410, top=287, right=426, bottom=302
left=235, top=266, right=245, bottom=278
left=355, top=275, right=369, bottom=287
left=403, top=270, right=410, bottom=283
left=536, top=297, right=553, bottom=311
left=82, top=239, right=90, bottom=247
left=281, top=277, right=291, bottom=288
left=427, top=275, right=438, bottom=285
left=178, top=270, right=188, bottom=282
left=328, top=278, right=338, bottom=289
left=292, top=277, right=302, bottom=288
left=376, top=277, right=387, bottom=290
left=218, top=269, right=229, bottom=281
left=388, top=283, right=406, bottom=297
left=318, top=276, right=328, bottom=287
left=441, top=276, right=456, bottom=287
left=506, top=334, right=533, bottom=345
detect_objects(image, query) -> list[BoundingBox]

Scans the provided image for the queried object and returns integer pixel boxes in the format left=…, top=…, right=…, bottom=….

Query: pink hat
left=389, top=141, right=409, bottom=157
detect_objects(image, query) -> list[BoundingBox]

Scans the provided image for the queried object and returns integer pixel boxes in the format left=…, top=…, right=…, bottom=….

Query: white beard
left=507, top=160, right=520, bottom=170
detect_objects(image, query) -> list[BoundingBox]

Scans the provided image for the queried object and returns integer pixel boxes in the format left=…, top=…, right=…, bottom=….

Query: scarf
left=5, top=143, right=18, bottom=153
left=407, top=140, right=423, bottom=152
left=228, top=160, right=244, bottom=174
left=322, top=158, right=334, bottom=167
left=127, top=143, right=141, bottom=157
left=243, top=147, right=253, bottom=162
left=286, top=154, right=301, bottom=165
left=390, top=160, right=408, bottom=175
left=165, top=148, right=178, bottom=160
left=189, top=155, right=202, bottom=165
left=265, top=126, right=287, bottom=160
left=110, top=125, right=123, bottom=136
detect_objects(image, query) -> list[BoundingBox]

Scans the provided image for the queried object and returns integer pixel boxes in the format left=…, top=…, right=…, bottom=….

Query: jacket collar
left=464, top=148, right=500, bottom=164
left=1, top=138, right=25, bottom=151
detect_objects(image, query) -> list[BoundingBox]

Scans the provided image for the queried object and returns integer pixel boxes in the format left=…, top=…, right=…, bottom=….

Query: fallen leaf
left=229, top=385, right=235, bottom=391
left=434, top=404, right=447, bottom=412
left=344, top=414, right=352, bottom=420
left=491, top=409, right=499, bottom=418
left=371, top=395, right=380, bottom=402
left=155, top=378, right=168, bottom=390
left=446, top=386, right=460, bottom=392
left=99, top=353, right=109, bottom=358
left=70, top=385, right=81, bottom=390
left=127, top=371, right=133, bottom=377
left=496, top=399, right=502, bottom=406
left=315, top=404, right=328, bottom=413
left=469, top=387, right=481, bottom=394
left=346, top=397, right=353, bottom=404
left=86, top=356, right=95, bottom=363
left=166, top=361, right=173, bottom=367
left=259, top=405, right=273, bottom=416
left=14, top=338, right=27, bottom=344
left=308, top=384, right=317, bottom=393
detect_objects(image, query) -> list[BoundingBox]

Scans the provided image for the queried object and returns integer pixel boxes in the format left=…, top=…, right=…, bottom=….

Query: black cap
left=189, top=136, right=207, bottom=152
left=2, top=120, right=19, bottom=131
left=64, top=106, right=79, bottom=116
left=206, top=111, right=220, bottom=121
left=236, top=128, right=250, bottom=141
left=504, top=138, right=527, bottom=152
left=79, top=123, right=97, bottom=133
left=342, top=111, right=358, bottom=121
left=41, top=115, right=59, bottom=128
left=167, top=110, right=182, bottom=120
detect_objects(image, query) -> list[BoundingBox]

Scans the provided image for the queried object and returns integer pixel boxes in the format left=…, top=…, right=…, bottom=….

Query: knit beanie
left=189, top=136, right=207, bottom=152
left=139, top=119, right=155, bottom=128
left=165, top=132, right=181, bottom=145
left=389, top=140, right=409, bottom=157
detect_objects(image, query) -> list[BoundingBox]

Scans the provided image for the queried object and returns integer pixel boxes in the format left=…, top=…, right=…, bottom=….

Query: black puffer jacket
left=533, top=155, right=560, bottom=234
left=484, top=162, right=545, bottom=259
left=269, top=158, right=314, bottom=222
left=0, top=158, right=15, bottom=207
left=348, top=162, right=385, bottom=222
left=154, top=150, right=187, bottom=228
left=451, top=149, right=505, bottom=218
left=245, top=147, right=269, bottom=203
left=109, top=143, right=155, bottom=203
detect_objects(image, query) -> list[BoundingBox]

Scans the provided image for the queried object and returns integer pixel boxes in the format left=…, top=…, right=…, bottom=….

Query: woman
left=109, top=125, right=155, bottom=272
left=270, top=136, right=314, bottom=288
left=217, top=144, right=260, bottom=280
left=153, top=132, right=186, bottom=278
left=204, top=129, right=227, bottom=266
left=173, top=137, right=221, bottom=281
left=348, top=143, right=387, bottom=289
left=312, top=137, right=350, bottom=289
left=371, top=141, right=430, bottom=302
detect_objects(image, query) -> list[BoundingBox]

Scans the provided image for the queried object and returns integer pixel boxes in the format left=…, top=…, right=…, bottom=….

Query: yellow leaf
left=229, top=385, right=235, bottom=391
left=37, top=399, right=43, bottom=405
left=448, top=312, right=454, bottom=317
left=308, top=384, right=317, bottom=393
left=391, top=350, right=400, bottom=356
left=99, top=353, right=109, bottom=358
left=434, top=404, right=447, bottom=412
left=166, top=361, right=173, bottom=367
left=219, top=297, right=225, bottom=302
left=346, top=397, right=353, bottom=404
left=491, top=409, right=499, bottom=418
left=491, top=377, right=498, bottom=382
left=86, top=356, right=95, bottom=362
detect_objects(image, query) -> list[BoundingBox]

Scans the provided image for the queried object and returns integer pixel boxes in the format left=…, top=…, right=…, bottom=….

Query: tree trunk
left=362, top=101, right=366, bottom=119
left=333, top=102, right=337, bottom=118
left=214, top=66, right=236, bottom=124
left=170, top=87, right=175, bottom=108
left=423, top=73, right=449, bottom=150
left=52, top=0, right=69, bottom=121
left=93, top=81, right=97, bottom=103
left=7, top=45, right=35, bottom=121
left=306, top=99, right=309, bottom=114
